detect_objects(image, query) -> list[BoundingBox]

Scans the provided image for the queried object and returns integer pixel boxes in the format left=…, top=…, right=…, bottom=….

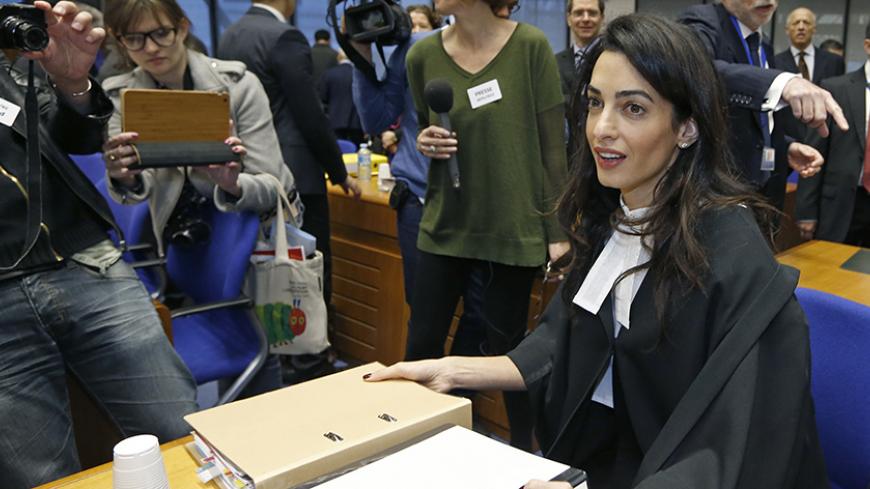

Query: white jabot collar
left=573, top=198, right=652, bottom=330
left=252, top=3, right=286, bottom=23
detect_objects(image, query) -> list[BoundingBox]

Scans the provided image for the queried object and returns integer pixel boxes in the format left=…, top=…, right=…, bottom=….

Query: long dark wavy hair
left=558, top=14, right=777, bottom=324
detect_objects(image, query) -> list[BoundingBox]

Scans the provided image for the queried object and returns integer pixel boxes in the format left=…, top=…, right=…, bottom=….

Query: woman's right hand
left=364, top=359, right=455, bottom=393
left=417, top=125, right=457, bottom=160
left=103, top=132, right=141, bottom=187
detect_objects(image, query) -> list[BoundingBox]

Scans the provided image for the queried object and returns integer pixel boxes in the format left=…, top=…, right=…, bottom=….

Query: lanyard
left=730, top=16, right=767, bottom=68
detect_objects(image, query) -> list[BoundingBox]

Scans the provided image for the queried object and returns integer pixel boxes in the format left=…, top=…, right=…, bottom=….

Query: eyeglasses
left=117, top=27, right=177, bottom=51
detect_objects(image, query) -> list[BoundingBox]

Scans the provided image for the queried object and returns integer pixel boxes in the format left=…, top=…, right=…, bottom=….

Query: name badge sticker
left=761, top=146, right=775, bottom=172
left=0, top=97, right=21, bottom=127
left=467, top=79, right=503, bottom=109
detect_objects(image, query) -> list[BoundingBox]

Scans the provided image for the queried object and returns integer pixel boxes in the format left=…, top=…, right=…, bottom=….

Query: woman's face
left=585, top=50, right=693, bottom=209
left=121, top=11, right=188, bottom=80
left=410, top=11, right=433, bottom=33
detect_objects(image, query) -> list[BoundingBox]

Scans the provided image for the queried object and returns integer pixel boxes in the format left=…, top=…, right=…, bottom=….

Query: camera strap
left=0, top=60, right=44, bottom=271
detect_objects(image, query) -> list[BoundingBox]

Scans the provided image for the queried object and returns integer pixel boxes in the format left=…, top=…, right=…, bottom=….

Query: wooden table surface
left=34, top=436, right=212, bottom=489
left=776, top=240, right=870, bottom=306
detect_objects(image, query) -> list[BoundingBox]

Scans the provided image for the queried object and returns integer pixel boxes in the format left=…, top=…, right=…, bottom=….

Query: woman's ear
left=177, top=18, right=190, bottom=44
left=677, top=118, right=699, bottom=148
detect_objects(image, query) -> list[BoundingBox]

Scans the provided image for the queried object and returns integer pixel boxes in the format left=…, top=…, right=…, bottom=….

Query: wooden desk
left=776, top=240, right=870, bottom=306
left=34, top=436, right=212, bottom=489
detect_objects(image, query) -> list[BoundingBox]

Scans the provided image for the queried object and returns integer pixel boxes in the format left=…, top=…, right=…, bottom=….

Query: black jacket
left=679, top=3, right=794, bottom=210
left=0, top=59, right=117, bottom=273
left=217, top=7, right=348, bottom=195
left=796, top=68, right=868, bottom=242
left=508, top=206, right=828, bottom=488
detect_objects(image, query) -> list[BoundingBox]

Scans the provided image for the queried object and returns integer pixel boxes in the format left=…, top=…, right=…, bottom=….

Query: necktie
left=798, top=51, right=810, bottom=80
left=746, top=33, right=762, bottom=67
left=574, top=48, right=583, bottom=70
left=863, top=113, right=870, bottom=193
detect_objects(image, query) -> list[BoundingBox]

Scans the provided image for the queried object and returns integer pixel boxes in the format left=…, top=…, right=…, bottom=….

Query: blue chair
left=69, top=152, right=106, bottom=187
left=795, top=287, right=870, bottom=489
left=165, top=206, right=269, bottom=405
left=337, top=138, right=357, bottom=154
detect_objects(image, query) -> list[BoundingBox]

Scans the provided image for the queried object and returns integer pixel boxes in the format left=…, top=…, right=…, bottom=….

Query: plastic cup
left=378, top=163, right=395, bottom=192
left=112, top=435, right=169, bottom=489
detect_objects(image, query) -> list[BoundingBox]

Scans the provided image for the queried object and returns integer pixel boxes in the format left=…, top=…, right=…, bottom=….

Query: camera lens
left=0, top=17, right=49, bottom=51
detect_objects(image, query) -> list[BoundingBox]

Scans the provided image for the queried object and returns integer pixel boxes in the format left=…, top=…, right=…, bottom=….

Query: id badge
left=761, top=146, right=775, bottom=172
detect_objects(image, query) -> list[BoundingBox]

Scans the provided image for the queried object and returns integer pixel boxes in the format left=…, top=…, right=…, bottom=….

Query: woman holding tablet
left=101, top=0, right=298, bottom=254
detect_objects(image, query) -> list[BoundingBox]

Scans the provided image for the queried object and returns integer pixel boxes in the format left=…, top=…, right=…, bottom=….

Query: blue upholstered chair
left=795, top=287, right=870, bottom=489
left=165, top=206, right=270, bottom=405
left=337, top=138, right=357, bottom=154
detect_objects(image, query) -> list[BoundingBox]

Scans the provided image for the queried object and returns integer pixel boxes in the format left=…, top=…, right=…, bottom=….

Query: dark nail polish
left=362, top=373, right=371, bottom=380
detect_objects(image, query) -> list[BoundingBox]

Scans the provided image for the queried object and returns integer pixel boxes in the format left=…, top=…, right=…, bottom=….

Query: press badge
left=0, top=97, right=21, bottom=127
left=467, top=79, right=502, bottom=109
left=761, top=146, right=775, bottom=172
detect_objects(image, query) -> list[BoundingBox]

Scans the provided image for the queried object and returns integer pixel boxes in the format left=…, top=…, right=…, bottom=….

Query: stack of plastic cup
left=112, top=435, right=169, bottom=489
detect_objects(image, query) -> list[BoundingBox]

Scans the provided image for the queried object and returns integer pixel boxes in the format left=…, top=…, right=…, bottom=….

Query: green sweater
left=406, top=23, right=567, bottom=267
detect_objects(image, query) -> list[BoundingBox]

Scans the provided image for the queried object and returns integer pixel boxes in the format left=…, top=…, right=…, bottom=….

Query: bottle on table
left=357, top=143, right=372, bottom=181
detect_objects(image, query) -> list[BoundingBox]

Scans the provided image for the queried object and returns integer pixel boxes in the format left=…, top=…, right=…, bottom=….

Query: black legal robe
left=508, top=206, right=829, bottom=488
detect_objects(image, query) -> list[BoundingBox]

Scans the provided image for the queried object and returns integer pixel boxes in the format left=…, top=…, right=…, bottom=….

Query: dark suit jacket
left=217, top=7, right=347, bottom=195
left=555, top=47, right=577, bottom=101
left=318, top=63, right=362, bottom=134
left=795, top=69, right=867, bottom=242
left=679, top=3, right=794, bottom=210
left=311, top=43, right=339, bottom=83
left=773, top=46, right=845, bottom=85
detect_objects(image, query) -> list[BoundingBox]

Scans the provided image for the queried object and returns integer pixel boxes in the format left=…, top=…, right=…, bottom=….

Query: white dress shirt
left=252, top=2, right=286, bottom=22
left=573, top=200, right=651, bottom=408
left=789, top=43, right=816, bottom=80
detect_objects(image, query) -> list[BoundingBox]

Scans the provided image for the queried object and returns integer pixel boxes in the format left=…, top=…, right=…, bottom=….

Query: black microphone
left=423, top=79, right=460, bottom=190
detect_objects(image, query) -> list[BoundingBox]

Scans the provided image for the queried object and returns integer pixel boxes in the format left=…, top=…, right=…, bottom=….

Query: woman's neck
left=152, top=50, right=188, bottom=89
left=446, top=4, right=508, bottom=49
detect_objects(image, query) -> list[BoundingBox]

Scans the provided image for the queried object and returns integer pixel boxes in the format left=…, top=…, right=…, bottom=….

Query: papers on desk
left=312, top=425, right=570, bottom=489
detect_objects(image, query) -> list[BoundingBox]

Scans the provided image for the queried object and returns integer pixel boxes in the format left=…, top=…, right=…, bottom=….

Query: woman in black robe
left=366, top=13, right=829, bottom=489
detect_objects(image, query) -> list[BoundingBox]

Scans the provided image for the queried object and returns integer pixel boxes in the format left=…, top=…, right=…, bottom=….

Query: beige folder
left=184, top=363, right=472, bottom=489
left=120, top=89, right=230, bottom=142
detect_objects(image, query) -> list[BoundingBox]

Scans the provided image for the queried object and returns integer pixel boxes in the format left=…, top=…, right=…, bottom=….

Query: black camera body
left=0, top=4, right=49, bottom=52
left=343, top=0, right=412, bottom=46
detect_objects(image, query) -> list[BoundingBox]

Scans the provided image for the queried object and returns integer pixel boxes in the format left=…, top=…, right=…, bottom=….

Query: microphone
left=423, top=79, right=460, bottom=190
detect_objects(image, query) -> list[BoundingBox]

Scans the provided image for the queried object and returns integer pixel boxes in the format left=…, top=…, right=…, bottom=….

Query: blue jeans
left=0, top=260, right=198, bottom=489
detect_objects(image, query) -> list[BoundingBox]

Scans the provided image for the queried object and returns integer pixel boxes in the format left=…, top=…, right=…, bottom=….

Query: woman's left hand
left=548, top=241, right=570, bottom=262
left=194, top=136, right=245, bottom=197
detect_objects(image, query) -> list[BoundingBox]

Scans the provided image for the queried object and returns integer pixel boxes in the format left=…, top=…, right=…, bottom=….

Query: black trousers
left=845, top=187, right=870, bottom=247
left=407, top=250, right=539, bottom=449
left=300, top=193, right=332, bottom=304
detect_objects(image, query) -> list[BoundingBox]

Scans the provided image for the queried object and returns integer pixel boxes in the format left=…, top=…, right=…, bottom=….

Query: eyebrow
left=587, top=85, right=654, bottom=102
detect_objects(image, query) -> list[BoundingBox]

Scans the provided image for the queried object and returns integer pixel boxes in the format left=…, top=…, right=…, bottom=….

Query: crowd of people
left=1, top=0, right=866, bottom=487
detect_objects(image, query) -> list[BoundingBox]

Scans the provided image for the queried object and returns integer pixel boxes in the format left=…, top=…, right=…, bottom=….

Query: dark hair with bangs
left=558, top=13, right=776, bottom=325
left=104, top=0, right=194, bottom=65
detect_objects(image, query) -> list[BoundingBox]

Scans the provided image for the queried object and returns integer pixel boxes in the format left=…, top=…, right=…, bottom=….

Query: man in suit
left=311, top=29, right=339, bottom=83
left=218, top=0, right=361, bottom=378
left=0, top=3, right=197, bottom=487
left=679, top=0, right=849, bottom=211
left=774, top=7, right=845, bottom=85
left=796, top=25, right=870, bottom=246
left=555, top=0, right=604, bottom=100
left=319, top=51, right=364, bottom=146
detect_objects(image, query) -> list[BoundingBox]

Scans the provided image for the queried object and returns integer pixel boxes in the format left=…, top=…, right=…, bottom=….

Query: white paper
left=467, top=79, right=503, bottom=109
left=0, top=97, right=21, bottom=127
left=313, top=425, right=570, bottom=489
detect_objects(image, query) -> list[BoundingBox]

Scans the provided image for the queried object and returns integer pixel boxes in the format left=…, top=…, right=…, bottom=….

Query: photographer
left=0, top=2, right=197, bottom=488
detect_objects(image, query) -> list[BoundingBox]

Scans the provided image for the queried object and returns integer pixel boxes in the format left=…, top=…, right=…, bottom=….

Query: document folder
left=185, top=363, right=472, bottom=489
